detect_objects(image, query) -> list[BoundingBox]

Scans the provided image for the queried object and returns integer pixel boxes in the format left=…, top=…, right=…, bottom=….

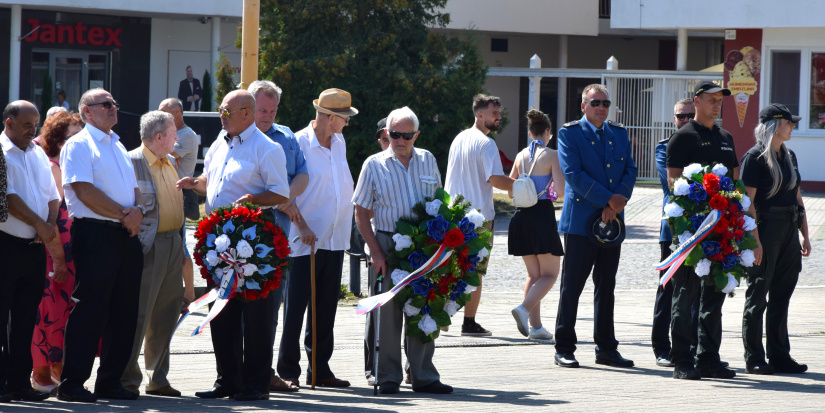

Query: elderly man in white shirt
left=57, top=89, right=146, bottom=403
left=0, top=101, right=59, bottom=403
left=178, top=89, right=289, bottom=402
left=276, top=88, right=356, bottom=389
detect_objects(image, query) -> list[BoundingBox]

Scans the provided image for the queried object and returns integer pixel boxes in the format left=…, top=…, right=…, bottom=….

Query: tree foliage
left=258, top=0, right=487, bottom=177
left=40, top=73, right=53, bottom=117
left=215, top=53, right=237, bottom=108
left=201, top=70, right=213, bottom=112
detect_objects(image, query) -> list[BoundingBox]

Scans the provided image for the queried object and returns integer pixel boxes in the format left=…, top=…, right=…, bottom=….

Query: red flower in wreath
left=709, top=194, right=728, bottom=211
left=703, top=173, right=720, bottom=194
left=443, top=228, right=465, bottom=249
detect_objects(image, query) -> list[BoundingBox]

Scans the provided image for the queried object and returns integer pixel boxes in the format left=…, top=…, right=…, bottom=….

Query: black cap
left=694, top=80, right=731, bottom=97
left=374, top=118, right=387, bottom=140
left=586, top=210, right=625, bottom=248
left=759, top=103, right=802, bottom=124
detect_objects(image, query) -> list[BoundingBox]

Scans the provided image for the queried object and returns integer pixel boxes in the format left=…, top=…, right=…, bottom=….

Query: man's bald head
left=159, top=97, right=185, bottom=129
left=3, top=100, right=40, bottom=149
left=219, top=90, right=256, bottom=136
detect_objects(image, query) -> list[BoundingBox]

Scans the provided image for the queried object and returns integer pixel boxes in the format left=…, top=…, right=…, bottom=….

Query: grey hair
left=46, top=106, right=68, bottom=119
left=140, top=110, right=173, bottom=141
left=581, top=84, right=609, bottom=103
left=752, top=119, right=797, bottom=198
left=162, top=98, right=183, bottom=112
left=386, top=106, right=419, bottom=132
left=78, top=88, right=107, bottom=122
left=248, top=80, right=282, bottom=101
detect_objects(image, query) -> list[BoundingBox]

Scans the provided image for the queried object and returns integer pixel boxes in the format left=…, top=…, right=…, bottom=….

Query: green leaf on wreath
left=434, top=266, right=449, bottom=274
left=438, top=204, right=453, bottom=221
left=400, top=261, right=413, bottom=272
left=739, top=234, right=758, bottom=251
left=394, top=286, right=413, bottom=303
left=463, top=272, right=481, bottom=287
left=394, top=246, right=414, bottom=259
left=396, top=221, right=417, bottom=237
left=419, top=221, right=429, bottom=234
left=477, top=231, right=492, bottom=242
left=684, top=245, right=705, bottom=266
left=729, top=265, right=744, bottom=280
left=411, top=295, right=427, bottom=308
left=434, top=188, right=450, bottom=204
left=735, top=179, right=746, bottom=192
left=415, top=234, right=429, bottom=246
left=456, top=295, right=467, bottom=306
left=466, top=237, right=486, bottom=254
left=674, top=197, right=694, bottom=211
left=691, top=172, right=704, bottom=183
left=673, top=216, right=690, bottom=236
left=711, top=265, right=725, bottom=291
left=430, top=309, right=451, bottom=326
left=422, top=244, right=438, bottom=257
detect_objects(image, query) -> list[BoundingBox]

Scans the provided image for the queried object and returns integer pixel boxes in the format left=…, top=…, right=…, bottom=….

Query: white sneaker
left=367, top=375, right=376, bottom=386
left=528, top=326, right=553, bottom=340
left=511, top=305, right=530, bottom=337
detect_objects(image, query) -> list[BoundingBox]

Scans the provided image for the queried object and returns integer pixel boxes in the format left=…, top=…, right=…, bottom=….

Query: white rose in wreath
left=682, top=163, right=704, bottom=178
left=236, top=239, right=254, bottom=258
left=677, top=231, right=693, bottom=247
left=477, top=247, right=489, bottom=260
left=391, top=269, right=410, bottom=286
left=215, top=234, right=231, bottom=252
left=205, top=250, right=220, bottom=267
left=464, top=284, right=477, bottom=294
left=712, top=163, right=728, bottom=177
left=694, top=258, right=711, bottom=277
left=392, top=234, right=413, bottom=251
left=418, top=314, right=438, bottom=335
left=740, top=194, right=752, bottom=211
left=444, top=300, right=460, bottom=316
left=739, top=250, right=756, bottom=267
left=403, top=298, right=421, bottom=317
left=465, top=209, right=485, bottom=228
left=721, top=273, right=739, bottom=294
left=425, top=199, right=443, bottom=216
left=242, top=263, right=257, bottom=276
left=743, top=215, right=757, bottom=231
left=673, top=178, right=691, bottom=196
left=664, top=202, right=685, bottom=218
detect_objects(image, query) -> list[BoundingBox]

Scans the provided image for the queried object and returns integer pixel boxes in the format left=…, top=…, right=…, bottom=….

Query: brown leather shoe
left=309, top=377, right=350, bottom=387
left=269, top=376, right=299, bottom=392
left=146, top=385, right=182, bottom=397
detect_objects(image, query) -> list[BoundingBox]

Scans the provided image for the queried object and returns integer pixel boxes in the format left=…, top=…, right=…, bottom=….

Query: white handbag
left=512, top=148, right=547, bottom=208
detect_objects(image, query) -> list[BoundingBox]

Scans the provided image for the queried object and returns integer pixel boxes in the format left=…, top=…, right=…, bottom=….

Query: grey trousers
left=121, top=230, right=184, bottom=390
left=371, top=232, right=439, bottom=387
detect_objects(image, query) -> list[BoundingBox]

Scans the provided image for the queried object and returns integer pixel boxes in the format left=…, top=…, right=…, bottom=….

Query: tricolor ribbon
left=356, top=243, right=452, bottom=315
left=171, top=249, right=247, bottom=340
left=655, top=209, right=721, bottom=286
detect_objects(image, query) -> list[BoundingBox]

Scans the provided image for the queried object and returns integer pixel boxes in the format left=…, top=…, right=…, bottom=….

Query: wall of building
left=610, top=0, right=822, bottom=29
left=439, top=0, right=598, bottom=36
left=0, top=0, right=240, bottom=19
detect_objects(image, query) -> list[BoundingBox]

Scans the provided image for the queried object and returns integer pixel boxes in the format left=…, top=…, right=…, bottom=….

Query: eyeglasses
left=586, top=100, right=611, bottom=108
left=219, top=107, right=247, bottom=118
left=87, top=100, right=120, bottom=110
left=389, top=131, right=416, bottom=141
left=674, top=113, right=695, bottom=121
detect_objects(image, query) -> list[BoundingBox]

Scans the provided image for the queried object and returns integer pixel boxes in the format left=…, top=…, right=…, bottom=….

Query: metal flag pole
left=311, top=244, right=317, bottom=389
left=373, top=274, right=382, bottom=395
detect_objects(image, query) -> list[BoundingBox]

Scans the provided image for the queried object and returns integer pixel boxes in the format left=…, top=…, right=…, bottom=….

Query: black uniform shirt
left=666, top=119, right=739, bottom=173
left=740, top=145, right=800, bottom=209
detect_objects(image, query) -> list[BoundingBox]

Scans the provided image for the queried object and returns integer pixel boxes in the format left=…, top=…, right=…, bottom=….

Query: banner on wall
left=722, top=29, right=762, bottom=159
left=167, top=50, right=241, bottom=110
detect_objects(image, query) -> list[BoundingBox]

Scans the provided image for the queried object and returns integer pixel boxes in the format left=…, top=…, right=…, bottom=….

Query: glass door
left=30, top=50, right=110, bottom=113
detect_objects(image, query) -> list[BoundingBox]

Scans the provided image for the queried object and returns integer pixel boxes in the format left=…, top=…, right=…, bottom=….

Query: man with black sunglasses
left=445, top=94, right=514, bottom=337
left=554, top=83, right=637, bottom=369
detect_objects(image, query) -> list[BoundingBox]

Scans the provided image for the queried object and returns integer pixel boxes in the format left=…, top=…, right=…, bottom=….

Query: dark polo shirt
left=666, top=119, right=739, bottom=173
left=740, top=145, right=800, bottom=209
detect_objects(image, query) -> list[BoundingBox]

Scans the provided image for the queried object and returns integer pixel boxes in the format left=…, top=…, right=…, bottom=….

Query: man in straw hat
left=277, top=88, right=356, bottom=388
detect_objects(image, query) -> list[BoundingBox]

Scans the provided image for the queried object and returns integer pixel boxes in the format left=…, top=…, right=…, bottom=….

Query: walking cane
left=311, top=244, right=317, bottom=389
left=373, top=274, right=382, bottom=396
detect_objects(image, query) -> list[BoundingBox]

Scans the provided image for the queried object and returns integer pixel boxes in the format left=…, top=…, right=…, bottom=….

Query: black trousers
left=670, top=264, right=726, bottom=367
left=278, top=250, right=344, bottom=380
left=651, top=241, right=699, bottom=358
left=61, top=219, right=143, bottom=392
left=554, top=234, right=621, bottom=354
left=0, top=231, right=46, bottom=391
left=211, top=292, right=275, bottom=393
left=742, top=215, right=801, bottom=365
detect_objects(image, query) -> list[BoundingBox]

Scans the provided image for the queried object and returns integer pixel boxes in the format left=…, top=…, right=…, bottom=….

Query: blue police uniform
left=554, top=116, right=637, bottom=358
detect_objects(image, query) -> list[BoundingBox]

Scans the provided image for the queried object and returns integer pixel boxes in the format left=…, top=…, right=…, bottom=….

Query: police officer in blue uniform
left=554, top=84, right=637, bottom=368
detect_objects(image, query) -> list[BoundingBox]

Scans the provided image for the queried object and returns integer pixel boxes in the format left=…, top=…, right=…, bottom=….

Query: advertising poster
left=722, top=29, right=762, bottom=160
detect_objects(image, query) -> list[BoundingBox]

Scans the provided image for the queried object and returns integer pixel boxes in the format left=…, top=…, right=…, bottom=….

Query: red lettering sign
left=23, top=18, right=121, bottom=46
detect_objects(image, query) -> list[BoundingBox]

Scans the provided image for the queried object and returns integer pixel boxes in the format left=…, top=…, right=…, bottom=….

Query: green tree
left=258, top=0, right=487, bottom=177
left=40, top=73, right=53, bottom=117
left=215, top=53, right=237, bottom=107
left=201, top=70, right=213, bottom=112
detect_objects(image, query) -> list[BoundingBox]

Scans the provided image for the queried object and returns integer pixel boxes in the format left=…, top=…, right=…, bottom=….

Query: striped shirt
left=352, top=147, right=442, bottom=232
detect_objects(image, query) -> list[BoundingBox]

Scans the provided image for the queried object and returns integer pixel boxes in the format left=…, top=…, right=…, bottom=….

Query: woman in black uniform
left=741, top=103, right=811, bottom=375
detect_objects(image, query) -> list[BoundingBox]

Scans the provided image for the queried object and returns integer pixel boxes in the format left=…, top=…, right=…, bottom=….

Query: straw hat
left=313, top=88, right=359, bottom=117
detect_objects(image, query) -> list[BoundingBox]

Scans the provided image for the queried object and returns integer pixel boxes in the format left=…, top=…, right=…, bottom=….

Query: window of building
left=768, top=48, right=825, bottom=134
left=491, top=38, right=508, bottom=53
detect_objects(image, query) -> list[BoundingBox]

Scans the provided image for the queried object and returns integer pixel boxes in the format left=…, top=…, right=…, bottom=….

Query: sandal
left=269, top=376, right=299, bottom=392
left=31, top=376, right=58, bottom=395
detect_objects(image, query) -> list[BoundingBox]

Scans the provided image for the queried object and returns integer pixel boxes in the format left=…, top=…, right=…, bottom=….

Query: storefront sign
left=722, top=28, right=762, bottom=160
left=23, top=19, right=122, bottom=46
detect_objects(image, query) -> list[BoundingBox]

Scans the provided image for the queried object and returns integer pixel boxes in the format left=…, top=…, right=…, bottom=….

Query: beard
left=484, top=118, right=500, bottom=132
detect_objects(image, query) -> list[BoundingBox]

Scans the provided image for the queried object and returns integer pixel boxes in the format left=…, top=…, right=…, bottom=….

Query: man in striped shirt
left=353, top=107, right=451, bottom=395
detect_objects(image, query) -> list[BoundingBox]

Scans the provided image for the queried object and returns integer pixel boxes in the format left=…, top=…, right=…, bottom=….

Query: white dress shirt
left=290, top=122, right=354, bottom=257
left=0, top=132, right=60, bottom=238
left=444, top=128, right=504, bottom=221
left=203, top=122, right=289, bottom=213
left=61, top=124, right=138, bottom=222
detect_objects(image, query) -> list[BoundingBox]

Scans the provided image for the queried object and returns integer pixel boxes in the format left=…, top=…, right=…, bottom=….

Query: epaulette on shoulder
left=563, top=120, right=580, bottom=128
left=607, top=120, right=625, bottom=129
left=658, top=132, right=675, bottom=145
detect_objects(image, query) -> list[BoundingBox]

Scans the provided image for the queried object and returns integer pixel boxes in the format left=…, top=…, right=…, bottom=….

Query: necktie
left=595, top=128, right=603, bottom=141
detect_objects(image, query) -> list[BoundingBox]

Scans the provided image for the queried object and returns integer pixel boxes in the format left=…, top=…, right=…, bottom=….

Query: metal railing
left=599, top=0, right=611, bottom=19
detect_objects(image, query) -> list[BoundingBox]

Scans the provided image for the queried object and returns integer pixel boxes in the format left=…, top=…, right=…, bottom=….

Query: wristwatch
left=136, top=204, right=147, bottom=215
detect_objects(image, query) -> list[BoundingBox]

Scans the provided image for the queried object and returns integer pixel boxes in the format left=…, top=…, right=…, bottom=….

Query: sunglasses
left=586, top=99, right=611, bottom=108
left=674, top=113, right=695, bottom=120
left=219, top=107, right=247, bottom=118
left=389, top=130, right=416, bottom=141
left=88, top=100, right=120, bottom=110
